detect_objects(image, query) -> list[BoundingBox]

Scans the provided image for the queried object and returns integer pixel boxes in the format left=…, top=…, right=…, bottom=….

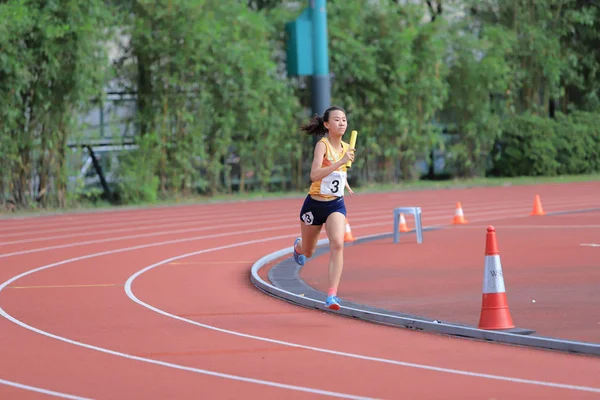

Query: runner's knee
left=329, top=237, right=344, bottom=252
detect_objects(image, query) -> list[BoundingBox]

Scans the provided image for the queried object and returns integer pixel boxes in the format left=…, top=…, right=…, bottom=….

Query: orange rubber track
left=0, top=181, right=599, bottom=399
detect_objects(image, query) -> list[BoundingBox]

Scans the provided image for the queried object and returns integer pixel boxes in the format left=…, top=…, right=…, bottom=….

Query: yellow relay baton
left=346, top=130, right=358, bottom=168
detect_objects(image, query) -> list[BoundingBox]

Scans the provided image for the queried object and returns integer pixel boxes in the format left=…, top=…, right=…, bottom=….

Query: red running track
left=302, top=206, right=600, bottom=344
left=0, top=181, right=599, bottom=399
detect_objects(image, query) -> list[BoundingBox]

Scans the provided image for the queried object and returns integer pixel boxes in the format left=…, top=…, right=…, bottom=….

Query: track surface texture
left=1, top=181, right=600, bottom=399
left=300, top=211, right=600, bottom=344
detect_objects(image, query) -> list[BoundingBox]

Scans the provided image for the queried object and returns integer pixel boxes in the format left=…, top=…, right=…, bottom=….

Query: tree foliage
left=2, top=0, right=600, bottom=211
left=1, top=0, right=114, bottom=209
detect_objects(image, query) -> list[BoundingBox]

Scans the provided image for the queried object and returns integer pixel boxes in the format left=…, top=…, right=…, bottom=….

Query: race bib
left=320, top=170, right=346, bottom=197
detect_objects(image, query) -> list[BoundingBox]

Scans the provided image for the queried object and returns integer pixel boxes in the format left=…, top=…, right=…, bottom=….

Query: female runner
left=292, top=106, right=355, bottom=311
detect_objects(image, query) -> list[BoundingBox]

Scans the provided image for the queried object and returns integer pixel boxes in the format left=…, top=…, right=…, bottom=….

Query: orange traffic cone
left=478, top=226, right=515, bottom=330
left=344, top=218, right=355, bottom=242
left=531, top=194, right=546, bottom=216
left=452, top=202, right=468, bottom=224
left=399, top=213, right=409, bottom=232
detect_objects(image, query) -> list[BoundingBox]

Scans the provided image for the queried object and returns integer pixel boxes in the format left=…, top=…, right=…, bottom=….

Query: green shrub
left=490, top=111, right=600, bottom=177
left=554, top=111, right=600, bottom=174
left=491, top=113, right=559, bottom=177
left=112, top=135, right=160, bottom=205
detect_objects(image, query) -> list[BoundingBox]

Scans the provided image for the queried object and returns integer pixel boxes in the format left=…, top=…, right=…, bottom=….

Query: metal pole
left=310, top=0, right=331, bottom=122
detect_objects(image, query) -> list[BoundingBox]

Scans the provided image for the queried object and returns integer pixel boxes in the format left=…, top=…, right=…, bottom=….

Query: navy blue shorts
left=299, top=195, right=346, bottom=226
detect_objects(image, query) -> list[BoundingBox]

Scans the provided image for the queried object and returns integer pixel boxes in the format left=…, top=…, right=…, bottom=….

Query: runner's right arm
left=309, top=142, right=353, bottom=182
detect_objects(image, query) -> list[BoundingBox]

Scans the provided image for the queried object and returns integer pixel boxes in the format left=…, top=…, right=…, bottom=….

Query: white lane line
left=3, top=198, right=598, bottom=258
left=0, top=198, right=317, bottom=241
left=0, top=195, right=490, bottom=244
left=0, top=234, right=372, bottom=400
left=2, top=194, right=597, bottom=241
left=0, top=198, right=447, bottom=246
left=1, top=209, right=599, bottom=395
left=0, top=378, right=92, bottom=399
left=2, top=207, right=599, bottom=397
left=0, top=225, right=296, bottom=259
left=0, top=191, right=525, bottom=233
left=2, top=189, right=599, bottom=235
left=0, top=213, right=289, bottom=247
left=580, top=243, right=600, bottom=247
left=124, top=226, right=600, bottom=394
left=457, top=225, right=600, bottom=230
left=0, top=203, right=287, bottom=235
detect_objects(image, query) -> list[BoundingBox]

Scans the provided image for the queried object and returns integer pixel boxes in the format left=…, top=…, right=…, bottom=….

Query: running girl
left=292, top=106, right=355, bottom=311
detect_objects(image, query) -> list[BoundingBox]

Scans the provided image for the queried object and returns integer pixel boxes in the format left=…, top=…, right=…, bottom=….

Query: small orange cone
left=478, top=226, right=515, bottom=330
left=344, top=218, right=355, bottom=242
left=399, top=213, right=409, bottom=232
left=452, top=202, right=468, bottom=224
left=530, top=194, right=546, bottom=216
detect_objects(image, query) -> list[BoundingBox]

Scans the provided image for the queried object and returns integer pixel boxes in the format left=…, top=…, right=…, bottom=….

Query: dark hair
left=300, top=106, right=346, bottom=136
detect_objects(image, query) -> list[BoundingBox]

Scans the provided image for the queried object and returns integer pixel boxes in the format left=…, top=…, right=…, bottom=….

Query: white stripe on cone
left=482, top=255, right=506, bottom=294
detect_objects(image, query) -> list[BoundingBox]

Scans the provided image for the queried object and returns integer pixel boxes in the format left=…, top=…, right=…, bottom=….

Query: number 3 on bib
left=320, top=171, right=346, bottom=197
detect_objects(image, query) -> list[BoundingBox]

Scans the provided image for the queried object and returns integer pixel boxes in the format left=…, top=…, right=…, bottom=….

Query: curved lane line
left=0, top=196, right=543, bottom=244
left=0, top=234, right=370, bottom=400
left=124, top=235, right=600, bottom=394
left=3, top=197, right=597, bottom=258
left=0, top=378, right=91, bottom=400
left=2, top=209, right=599, bottom=397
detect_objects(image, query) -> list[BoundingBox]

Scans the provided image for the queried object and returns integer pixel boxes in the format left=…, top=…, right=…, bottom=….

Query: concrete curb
left=250, top=213, right=600, bottom=357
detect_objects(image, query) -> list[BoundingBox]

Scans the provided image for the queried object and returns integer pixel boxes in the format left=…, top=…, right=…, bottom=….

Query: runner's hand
left=341, top=148, right=355, bottom=164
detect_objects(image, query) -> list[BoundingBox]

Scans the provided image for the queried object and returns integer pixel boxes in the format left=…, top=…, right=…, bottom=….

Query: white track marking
left=0, top=225, right=301, bottom=258
left=0, top=212, right=294, bottom=246
left=0, top=193, right=509, bottom=232
left=0, top=196, right=516, bottom=242
left=580, top=243, right=600, bottom=247
left=0, top=198, right=452, bottom=246
left=0, top=378, right=91, bottom=399
left=0, top=234, right=371, bottom=400
left=1, top=208, right=599, bottom=396
left=457, top=225, right=600, bottom=230
left=124, top=221, right=600, bottom=394
left=0, top=202, right=302, bottom=239
left=3, top=198, right=598, bottom=258
left=2, top=189, right=598, bottom=234
left=2, top=194, right=597, bottom=241
left=0, top=202, right=290, bottom=234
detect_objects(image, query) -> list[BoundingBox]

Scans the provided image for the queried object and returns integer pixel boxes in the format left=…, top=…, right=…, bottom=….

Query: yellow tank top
left=308, top=137, right=349, bottom=199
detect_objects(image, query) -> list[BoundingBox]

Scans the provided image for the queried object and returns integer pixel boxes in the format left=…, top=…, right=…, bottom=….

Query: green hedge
left=490, top=111, right=600, bottom=177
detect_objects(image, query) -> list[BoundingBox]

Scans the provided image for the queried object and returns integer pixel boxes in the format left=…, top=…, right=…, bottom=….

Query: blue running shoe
left=293, top=238, right=306, bottom=266
left=325, top=295, right=341, bottom=311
